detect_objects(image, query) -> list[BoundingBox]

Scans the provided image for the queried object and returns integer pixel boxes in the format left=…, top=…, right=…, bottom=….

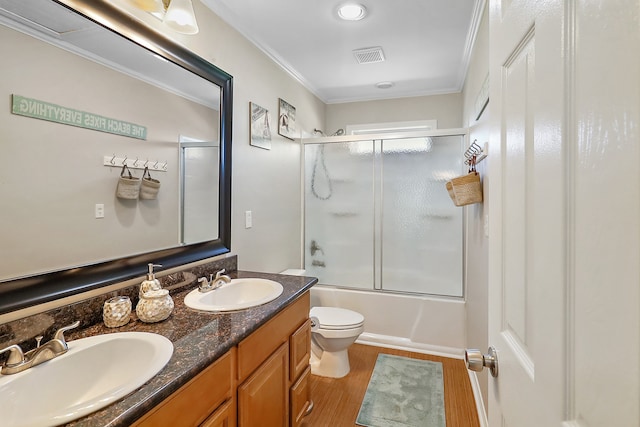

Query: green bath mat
left=356, top=354, right=446, bottom=427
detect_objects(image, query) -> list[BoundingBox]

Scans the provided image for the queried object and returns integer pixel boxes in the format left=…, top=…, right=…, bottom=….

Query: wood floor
left=301, top=343, right=480, bottom=427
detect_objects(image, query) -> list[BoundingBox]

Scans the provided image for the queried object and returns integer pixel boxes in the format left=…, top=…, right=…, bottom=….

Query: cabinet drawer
left=290, top=366, right=311, bottom=427
left=290, top=319, right=311, bottom=382
left=237, top=292, right=310, bottom=383
left=133, top=349, right=235, bottom=427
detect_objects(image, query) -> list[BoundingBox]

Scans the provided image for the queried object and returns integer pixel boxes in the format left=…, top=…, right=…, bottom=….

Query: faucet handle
left=0, top=344, right=25, bottom=367
left=198, top=276, right=213, bottom=292
left=53, top=320, right=80, bottom=345
left=215, top=269, right=227, bottom=279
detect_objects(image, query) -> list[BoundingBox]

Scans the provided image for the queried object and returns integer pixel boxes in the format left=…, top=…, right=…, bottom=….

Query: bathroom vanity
left=0, top=262, right=317, bottom=427
left=132, top=289, right=312, bottom=427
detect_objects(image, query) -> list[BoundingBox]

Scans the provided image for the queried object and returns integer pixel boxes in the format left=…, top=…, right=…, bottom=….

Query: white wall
left=325, top=93, right=463, bottom=134
left=113, top=1, right=327, bottom=274
left=460, top=1, right=490, bottom=410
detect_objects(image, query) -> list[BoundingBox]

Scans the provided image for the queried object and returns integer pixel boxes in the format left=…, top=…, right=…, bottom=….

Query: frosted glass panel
left=304, top=141, right=375, bottom=289
left=182, top=145, right=219, bottom=244
left=380, top=136, right=463, bottom=296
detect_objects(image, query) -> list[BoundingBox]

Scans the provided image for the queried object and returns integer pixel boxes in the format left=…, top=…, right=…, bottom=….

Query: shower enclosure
left=303, top=130, right=465, bottom=297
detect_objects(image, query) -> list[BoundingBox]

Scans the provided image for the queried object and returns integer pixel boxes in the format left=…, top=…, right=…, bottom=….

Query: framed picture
left=474, top=73, right=489, bottom=121
left=249, top=102, right=272, bottom=150
left=278, top=98, right=297, bottom=140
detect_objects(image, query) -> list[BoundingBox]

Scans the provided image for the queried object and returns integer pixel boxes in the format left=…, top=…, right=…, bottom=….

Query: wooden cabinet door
left=289, top=319, right=311, bottom=383
left=238, top=343, right=289, bottom=427
left=201, top=400, right=235, bottom=427
left=290, top=366, right=311, bottom=427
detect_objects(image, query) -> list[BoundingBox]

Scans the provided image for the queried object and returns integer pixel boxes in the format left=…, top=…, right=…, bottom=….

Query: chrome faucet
left=0, top=320, right=80, bottom=375
left=197, top=269, right=231, bottom=293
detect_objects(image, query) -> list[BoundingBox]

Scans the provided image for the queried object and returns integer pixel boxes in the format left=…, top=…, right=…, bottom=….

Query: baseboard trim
left=467, top=370, right=489, bottom=427
left=356, top=332, right=464, bottom=360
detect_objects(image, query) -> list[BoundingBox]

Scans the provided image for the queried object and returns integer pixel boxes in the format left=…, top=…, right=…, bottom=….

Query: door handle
left=464, top=346, right=498, bottom=377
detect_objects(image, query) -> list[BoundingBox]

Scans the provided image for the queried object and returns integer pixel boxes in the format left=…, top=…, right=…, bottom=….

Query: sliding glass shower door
left=380, top=136, right=463, bottom=296
left=304, top=140, right=375, bottom=289
left=304, top=133, right=464, bottom=297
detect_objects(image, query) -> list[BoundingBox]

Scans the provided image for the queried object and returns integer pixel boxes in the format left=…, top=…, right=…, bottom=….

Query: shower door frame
left=301, top=128, right=469, bottom=299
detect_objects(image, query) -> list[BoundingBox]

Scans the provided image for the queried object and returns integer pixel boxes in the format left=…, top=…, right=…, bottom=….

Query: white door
left=488, top=0, right=566, bottom=425
left=487, top=0, right=640, bottom=426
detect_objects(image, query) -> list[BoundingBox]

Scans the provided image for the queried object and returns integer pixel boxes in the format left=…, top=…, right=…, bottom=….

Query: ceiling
left=200, top=0, right=483, bottom=104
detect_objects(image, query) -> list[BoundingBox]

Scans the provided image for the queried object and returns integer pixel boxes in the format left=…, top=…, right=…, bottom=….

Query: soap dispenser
left=139, top=263, right=162, bottom=298
left=136, top=263, right=174, bottom=323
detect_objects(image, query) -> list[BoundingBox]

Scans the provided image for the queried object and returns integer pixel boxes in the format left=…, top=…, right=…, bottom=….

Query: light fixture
left=164, top=0, right=199, bottom=35
left=128, top=0, right=199, bottom=35
left=375, top=81, right=394, bottom=89
left=129, top=0, right=164, bottom=14
left=338, top=3, right=367, bottom=21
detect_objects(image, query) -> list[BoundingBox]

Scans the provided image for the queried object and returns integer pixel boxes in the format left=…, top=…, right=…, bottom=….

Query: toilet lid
left=310, top=306, right=364, bottom=330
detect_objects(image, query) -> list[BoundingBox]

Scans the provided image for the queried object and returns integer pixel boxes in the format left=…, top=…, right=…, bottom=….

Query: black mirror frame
left=0, top=0, right=232, bottom=315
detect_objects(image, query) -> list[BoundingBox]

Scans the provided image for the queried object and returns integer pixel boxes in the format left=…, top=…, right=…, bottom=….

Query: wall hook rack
left=464, top=140, right=488, bottom=166
left=103, top=155, right=167, bottom=172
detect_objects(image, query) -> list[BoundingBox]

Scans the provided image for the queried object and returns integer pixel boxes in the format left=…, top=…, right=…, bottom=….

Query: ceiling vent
left=353, top=46, right=385, bottom=64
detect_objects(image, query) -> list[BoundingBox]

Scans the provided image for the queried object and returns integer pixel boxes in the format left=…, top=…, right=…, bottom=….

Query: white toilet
left=309, top=306, right=365, bottom=378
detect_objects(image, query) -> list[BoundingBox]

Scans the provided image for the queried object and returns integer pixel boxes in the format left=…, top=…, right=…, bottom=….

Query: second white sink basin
left=184, top=278, right=284, bottom=312
left=0, top=331, right=173, bottom=427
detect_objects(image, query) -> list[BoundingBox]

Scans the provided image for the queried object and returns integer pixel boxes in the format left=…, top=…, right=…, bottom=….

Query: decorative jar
left=136, top=288, right=174, bottom=323
left=103, top=296, right=132, bottom=328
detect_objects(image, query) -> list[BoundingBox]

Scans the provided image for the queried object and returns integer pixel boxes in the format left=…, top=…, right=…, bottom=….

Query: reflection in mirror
left=180, top=137, right=220, bottom=245
left=0, top=0, right=232, bottom=315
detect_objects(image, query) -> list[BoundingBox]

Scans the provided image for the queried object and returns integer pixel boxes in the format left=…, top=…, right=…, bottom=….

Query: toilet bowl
left=309, top=306, right=364, bottom=378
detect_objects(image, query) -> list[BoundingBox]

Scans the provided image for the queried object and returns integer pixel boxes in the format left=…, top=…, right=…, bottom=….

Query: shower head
left=313, top=128, right=344, bottom=137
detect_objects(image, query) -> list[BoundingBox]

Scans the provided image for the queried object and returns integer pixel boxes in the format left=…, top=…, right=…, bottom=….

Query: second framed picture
left=278, top=98, right=297, bottom=140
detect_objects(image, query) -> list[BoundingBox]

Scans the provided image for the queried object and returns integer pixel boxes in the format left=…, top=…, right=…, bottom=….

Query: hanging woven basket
left=140, top=167, right=161, bottom=200
left=446, top=172, right=483, bottom=207
left=116, top=165, right=141, bottom=200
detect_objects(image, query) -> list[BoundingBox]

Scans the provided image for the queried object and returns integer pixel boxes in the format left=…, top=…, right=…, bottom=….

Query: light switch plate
left=484, top=213, right=489, bottom=237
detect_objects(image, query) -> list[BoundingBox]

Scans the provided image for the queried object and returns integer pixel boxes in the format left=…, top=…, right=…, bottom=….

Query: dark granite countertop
left=63, top=270, right=317, bottom=427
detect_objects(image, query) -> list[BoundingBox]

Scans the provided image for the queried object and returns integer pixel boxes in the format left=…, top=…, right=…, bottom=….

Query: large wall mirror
left=0, top=0, right=232, bottom=315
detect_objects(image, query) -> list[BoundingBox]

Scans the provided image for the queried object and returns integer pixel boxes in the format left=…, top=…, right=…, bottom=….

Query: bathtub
left=309, top=284, right=466, bottom=358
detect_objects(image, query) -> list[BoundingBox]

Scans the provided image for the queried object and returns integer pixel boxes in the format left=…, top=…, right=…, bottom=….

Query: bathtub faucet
left=310, top=240, right=324, bottom=256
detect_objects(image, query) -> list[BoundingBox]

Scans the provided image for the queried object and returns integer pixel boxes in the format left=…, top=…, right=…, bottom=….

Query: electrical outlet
left=95, top=203, right=105, bottom=219
left=245, top=210, right=252, bottom=229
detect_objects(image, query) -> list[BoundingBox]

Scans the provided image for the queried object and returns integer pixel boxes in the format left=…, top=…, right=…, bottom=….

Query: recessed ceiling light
left=338, top=4, right=367, bottom=21
left=375, top=81, right=394, bottom=89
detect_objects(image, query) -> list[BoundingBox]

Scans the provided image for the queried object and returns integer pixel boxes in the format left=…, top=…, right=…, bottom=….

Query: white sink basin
left=0, top=332, right=173, bottom=427
left=184, top=278, right=284, bottom=312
